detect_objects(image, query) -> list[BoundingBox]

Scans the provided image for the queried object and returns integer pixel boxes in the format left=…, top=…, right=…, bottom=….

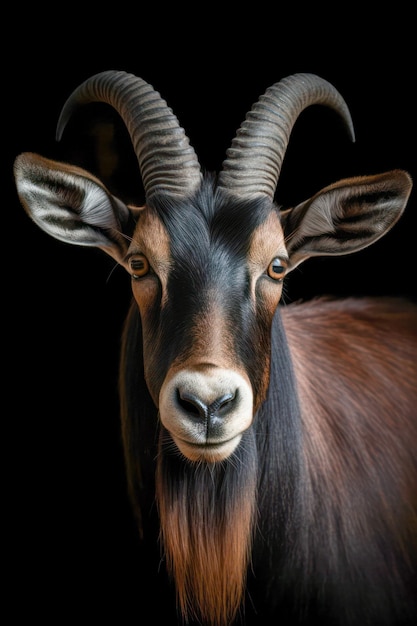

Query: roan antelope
left=14, top=71, right=417, bottom=626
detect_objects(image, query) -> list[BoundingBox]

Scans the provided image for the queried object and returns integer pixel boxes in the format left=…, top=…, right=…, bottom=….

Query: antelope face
left=127, top=185, right=287, bottom=462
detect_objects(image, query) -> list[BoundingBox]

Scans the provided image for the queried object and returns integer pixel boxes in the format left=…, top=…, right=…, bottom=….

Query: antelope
left=14, top=71, right=417, bottom=626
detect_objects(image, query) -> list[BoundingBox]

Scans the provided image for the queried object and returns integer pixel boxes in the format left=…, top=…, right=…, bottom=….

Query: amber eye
left=130, top=255, right=150, bottom=279
left=267, top=257, right=287, bottom=281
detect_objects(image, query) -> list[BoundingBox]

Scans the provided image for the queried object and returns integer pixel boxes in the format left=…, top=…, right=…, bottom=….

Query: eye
left=129, top=254, right=150, bottom=280
left=267, top=256, right=287, bottom=281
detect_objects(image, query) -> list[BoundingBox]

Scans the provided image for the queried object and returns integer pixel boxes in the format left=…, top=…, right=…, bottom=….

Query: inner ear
left=281, top=170, right=412, bottom=270
left=14, top=152, right=138, bottom=265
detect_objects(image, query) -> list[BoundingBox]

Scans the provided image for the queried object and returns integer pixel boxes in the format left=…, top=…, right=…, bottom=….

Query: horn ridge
left=56, top=70, right=202, bottom=199
left=218, top=73, right=355, bottom=200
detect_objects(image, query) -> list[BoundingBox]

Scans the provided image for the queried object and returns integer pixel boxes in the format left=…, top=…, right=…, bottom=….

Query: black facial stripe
left=146, top=176, right=276, bottom=380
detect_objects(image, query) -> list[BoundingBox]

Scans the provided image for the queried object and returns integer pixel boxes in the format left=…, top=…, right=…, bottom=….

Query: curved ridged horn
left=56, top=70, right=202, bottom=199
left=218, top=73, right=355, bottom=200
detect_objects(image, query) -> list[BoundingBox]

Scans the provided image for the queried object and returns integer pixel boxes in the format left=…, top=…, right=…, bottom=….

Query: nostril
left=209, top=393, right=235, bottom=415
left=177, top=390, right=237, bottom=421
left=177, top=390, right=209, bottom=419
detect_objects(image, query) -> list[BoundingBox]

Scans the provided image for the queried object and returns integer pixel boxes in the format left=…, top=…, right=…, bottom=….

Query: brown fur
left=156, top=434, right=257, bottom=626
left=283, top=296, right=417, bottom=579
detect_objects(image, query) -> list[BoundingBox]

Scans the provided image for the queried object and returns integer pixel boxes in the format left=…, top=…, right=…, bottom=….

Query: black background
left=7, top=8, right=416, bottom=622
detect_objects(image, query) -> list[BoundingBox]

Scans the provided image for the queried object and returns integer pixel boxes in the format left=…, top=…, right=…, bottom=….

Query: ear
left=14, top=152, right=140, bottom=265
left=281, top=170, right=412, bottom=271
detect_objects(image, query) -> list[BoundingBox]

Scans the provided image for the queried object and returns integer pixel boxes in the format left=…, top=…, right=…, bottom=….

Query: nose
left=158, top=366, right=254, bottom=461
left=178, top=390, right=236, bottom=432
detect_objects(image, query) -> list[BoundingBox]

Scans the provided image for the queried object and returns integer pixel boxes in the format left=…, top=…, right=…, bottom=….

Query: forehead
left=127, top=177, right=286, bottom=277
left=143, top=183, right=282, bottom=263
